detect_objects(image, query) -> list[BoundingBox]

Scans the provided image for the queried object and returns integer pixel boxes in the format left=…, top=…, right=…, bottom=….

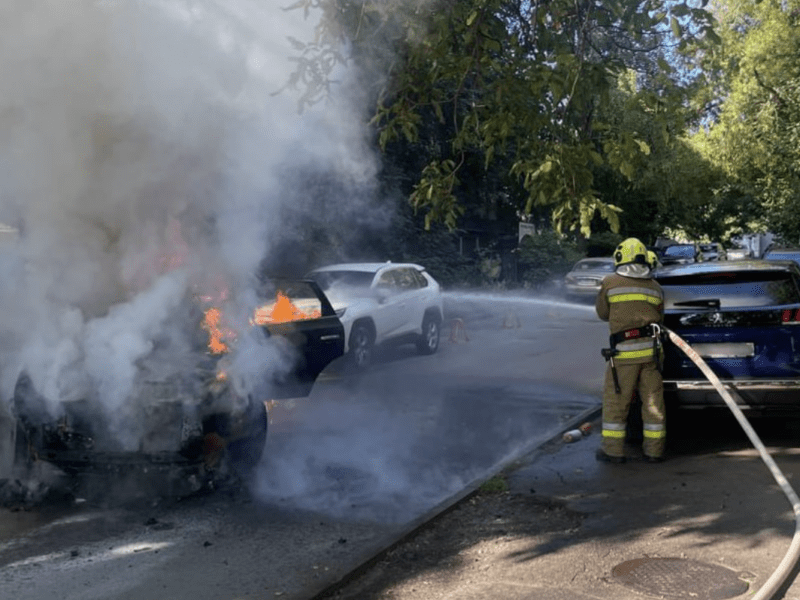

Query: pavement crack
left=571, top=562, right=586, bottom=582
left=544, top=467, right=567, bottom=485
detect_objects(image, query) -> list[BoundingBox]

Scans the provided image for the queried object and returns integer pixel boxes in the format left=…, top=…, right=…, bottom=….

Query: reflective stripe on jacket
left=607, top=286, right=663, bottom=306
left=596, top=272, right=664, bottom=365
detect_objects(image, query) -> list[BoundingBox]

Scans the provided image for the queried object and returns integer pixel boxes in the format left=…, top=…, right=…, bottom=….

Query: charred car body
left=11, top=278, right=344, bottom=493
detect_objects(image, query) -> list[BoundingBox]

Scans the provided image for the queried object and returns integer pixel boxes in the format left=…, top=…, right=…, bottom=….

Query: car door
left=385, top=267, right=422, bottom=336
left=398, top=267, right=431, bottom=334
left=253, top=279, right=345, bottom=399
left=371, top=268, right=408, bottom=340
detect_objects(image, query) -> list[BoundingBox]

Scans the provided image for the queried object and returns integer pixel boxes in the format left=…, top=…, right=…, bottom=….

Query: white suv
left=306, top=262, right=444, bottom=369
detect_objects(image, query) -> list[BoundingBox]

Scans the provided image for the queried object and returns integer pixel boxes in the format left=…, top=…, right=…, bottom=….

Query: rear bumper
left=664, top=379, right=800, bottom=410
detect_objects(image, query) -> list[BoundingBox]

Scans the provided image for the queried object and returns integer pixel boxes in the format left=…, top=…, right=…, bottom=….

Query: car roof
left=655, top=258, right=799, bottom=279
left=309, top=262, right=425, bottom=274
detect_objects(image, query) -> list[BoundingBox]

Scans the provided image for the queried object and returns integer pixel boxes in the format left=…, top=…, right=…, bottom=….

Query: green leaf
left=670, top=17, right=682, bottom=38
left=620, top=161, right=635, bottom=179
left=466, top=10, right=478, bottom=26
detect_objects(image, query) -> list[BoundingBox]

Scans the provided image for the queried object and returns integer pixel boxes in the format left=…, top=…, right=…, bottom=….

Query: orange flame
left=252, top=291, right=321, bottom=325
left=203, top=307, right=234, bottom=355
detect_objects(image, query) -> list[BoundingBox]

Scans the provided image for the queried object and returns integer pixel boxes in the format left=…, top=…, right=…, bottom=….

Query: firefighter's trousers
left=601, top=360, right=665, bottom=458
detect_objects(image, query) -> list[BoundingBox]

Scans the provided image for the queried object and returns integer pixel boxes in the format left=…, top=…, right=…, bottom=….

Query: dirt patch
left=321, top=489, right=584, bottom=600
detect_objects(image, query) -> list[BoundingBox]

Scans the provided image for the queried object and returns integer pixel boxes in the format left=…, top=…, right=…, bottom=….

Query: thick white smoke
left=0, top=0, right=376, bottom=450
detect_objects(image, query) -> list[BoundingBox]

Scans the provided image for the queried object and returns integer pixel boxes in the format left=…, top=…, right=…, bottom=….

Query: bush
left=517, top=231, right=583, bottom=288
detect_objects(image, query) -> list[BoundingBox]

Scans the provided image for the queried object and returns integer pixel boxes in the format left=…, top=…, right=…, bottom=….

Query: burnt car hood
left=11, top=278, right=344, bottom=479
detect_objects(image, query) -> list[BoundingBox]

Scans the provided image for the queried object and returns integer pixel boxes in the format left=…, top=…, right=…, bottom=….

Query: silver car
left=563, top=257, right=615, bottom=299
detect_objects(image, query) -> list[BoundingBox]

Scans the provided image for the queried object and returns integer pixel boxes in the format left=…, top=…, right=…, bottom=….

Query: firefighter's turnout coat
left=595, top=272, right=665, bottom=459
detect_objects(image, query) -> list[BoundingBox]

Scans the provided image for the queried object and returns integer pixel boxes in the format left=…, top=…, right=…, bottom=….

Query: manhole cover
left=612, top=557, right=749, bottom=600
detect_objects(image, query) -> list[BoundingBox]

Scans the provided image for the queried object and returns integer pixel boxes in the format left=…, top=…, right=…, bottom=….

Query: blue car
left=763, top=247, right=800, bottom=267
left=656, top=259, right=800, bottom=414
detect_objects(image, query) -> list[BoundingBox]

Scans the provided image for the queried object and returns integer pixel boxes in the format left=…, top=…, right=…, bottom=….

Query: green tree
left=517, top=230, right=582, bottom=287
left=690, top=0, right=800, bottom=242
left=287, top=0, right=716, bottom=238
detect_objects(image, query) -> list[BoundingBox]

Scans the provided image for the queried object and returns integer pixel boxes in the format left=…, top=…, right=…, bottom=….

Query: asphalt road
left=0, top=291, right=609, bottom=600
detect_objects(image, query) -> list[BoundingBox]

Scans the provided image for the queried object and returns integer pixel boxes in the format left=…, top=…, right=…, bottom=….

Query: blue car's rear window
left=659, top=271, right=800, bottom=309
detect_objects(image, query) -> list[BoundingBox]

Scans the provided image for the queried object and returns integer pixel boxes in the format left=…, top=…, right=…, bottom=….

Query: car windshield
left=573, top=260, right=614, bottom=272
left=663, top=245, right=695, bottom=258
left=765, top=251, right=800, bottom=261
left=308, top=270, right=375, bottom=291
left=659, top=271, right=800, bottom=309
left=699, top=244, right=717, bottom=252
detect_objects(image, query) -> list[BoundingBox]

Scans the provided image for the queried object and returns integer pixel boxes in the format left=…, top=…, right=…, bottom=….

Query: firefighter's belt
left=610, top=324, right=658, bottom=347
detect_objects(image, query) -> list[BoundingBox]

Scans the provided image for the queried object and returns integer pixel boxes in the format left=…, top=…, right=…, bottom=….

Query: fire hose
left=665, top=326, right=800, bottom=600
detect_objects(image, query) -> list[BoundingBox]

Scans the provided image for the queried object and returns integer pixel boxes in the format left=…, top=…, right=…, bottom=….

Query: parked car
left=763, top=247, right=800, bottom=268
left=660, top=243, right=703, bottom=266
left=12, top=278, right=345, bottom=487
left=655, top=259, right=800, bottom=415
left=306, top=262, right=444, bottom=369
left=563, top=257, right=615, bottom=299
left=698, top=242, right=727, bottom=261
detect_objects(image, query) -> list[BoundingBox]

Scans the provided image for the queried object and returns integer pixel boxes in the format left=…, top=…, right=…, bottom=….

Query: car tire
left=349, top=322, right=374, bottom=370
left=416, top=313, right=441, bottom=355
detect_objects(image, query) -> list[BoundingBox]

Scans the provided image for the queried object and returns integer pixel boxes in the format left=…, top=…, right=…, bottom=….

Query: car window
left=410, top=269, right=429, bottom=288
left=663, top=245, right=696, bottom=258
left=574, top=260, right=614, bottom=272
left=658, top=271, right=800, bottom=309
left=393, top=268, right=423, bottom=290
left=376, top=269, right=397, bottom=288
left=309, top=270, right=374, bottom=291
left=765, top=251, right=800, bottom=262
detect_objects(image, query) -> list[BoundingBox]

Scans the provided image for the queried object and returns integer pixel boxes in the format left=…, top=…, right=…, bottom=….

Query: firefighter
left=595, top=237, right=666, bottom=463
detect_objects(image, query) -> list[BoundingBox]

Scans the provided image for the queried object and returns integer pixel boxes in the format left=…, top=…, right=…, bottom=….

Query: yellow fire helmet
left=613, top=237, right=649, bottom=267
left=647, top=250, right=659, bottom=269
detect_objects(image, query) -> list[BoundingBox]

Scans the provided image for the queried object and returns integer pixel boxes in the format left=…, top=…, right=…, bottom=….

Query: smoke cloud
left=254, top=395, right=475, bottom=524
left=0, top=0, right=377, bottom=448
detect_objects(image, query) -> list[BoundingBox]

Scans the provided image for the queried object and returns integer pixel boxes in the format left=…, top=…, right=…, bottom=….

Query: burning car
left=11, top=278, right=344, bottom=494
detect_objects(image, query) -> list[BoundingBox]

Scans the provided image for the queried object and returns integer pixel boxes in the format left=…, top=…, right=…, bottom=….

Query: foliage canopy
left=288, top=0, right=717, bottom=239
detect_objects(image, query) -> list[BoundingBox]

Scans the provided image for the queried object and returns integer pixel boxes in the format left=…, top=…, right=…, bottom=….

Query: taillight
left=781, top=309, right=800, bottom=323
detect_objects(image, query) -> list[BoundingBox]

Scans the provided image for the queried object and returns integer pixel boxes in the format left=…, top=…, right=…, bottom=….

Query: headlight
left=335, top=307, right=347, bottom=318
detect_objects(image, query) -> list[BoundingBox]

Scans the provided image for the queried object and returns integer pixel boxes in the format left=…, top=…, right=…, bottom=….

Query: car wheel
left=417, top=313, right=441, bottom=355
left=349, top=322, right=374, bottom=370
